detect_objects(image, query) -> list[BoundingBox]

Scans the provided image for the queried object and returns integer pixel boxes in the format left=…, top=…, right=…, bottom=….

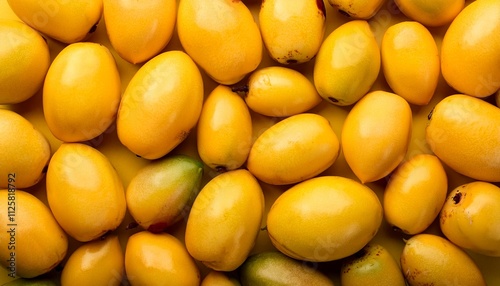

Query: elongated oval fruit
left=267, top=176, right=382, bottom=262
left=46, top=143, right=126, bottom=242
left=259, top=0, right=325, bottom=64
left=247, top=113, right=339, bottom=185
left=197, top=85, right=253, bottom=172
left=117, top=50, right=204, bottom=159
left=0, top=190, right=68, bottom=278
left=103, top=0, right=176, bottom=64
left=426, top=94, right=500, bottom=182
left=185, top=169, right=265, bottom=271
left=394, top=0, right=464, bottom=27
left=43, top=42, right=121, bottom=142
left=177, top=0, right=262, bottom=84
left=328, top=0, right=385, bottom=19
left=342, top=90, right=412, bottom=183
left=440, top=0, right=500, bottom=97
left=314, top=20, right=380, bottom=106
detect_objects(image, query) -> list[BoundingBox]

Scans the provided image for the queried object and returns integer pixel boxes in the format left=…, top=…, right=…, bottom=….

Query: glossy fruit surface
left=328, top=0, right=385, bottom=19
left=394, top=0, right=464, bottom=27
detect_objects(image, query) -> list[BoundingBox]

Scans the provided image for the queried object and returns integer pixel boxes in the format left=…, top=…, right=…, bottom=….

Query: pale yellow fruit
left=395, top=0, right=464, bottom=27
left=328, top=0, right=385, bottom=19
left=201, top=271, right=240, bottom=286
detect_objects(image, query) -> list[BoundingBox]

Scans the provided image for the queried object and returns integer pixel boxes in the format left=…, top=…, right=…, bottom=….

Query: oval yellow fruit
left=394, top=0, right=464, bottom=27
left=342, top=90, right=412, bottom=183
left=43, top=42, right=121, bottom=142
left=117, top=50, right=204, bottom=159
left=46, top=143, right=126, bottom=242
left=0, top=190, right=68, bottom=278
left=267, top=176, right=383, bottom=262
left=400, top=234, right=486, bottom=286
left=177, top=0, right=262, bottom=84
left=328, top=0, right=385, bottom=19
left=185, top=169, right=265, bottom=271
left=0, top=19, right=50, bottom=104
left=197, top=85, right=253, bottom=172
left=103, top=0, right=176, bottom=64
left=440, top=0, right=500, bottom=97
left=201, top=271, right=240, bottom=286
left=247, top=113, right=339, bottom=185
left=60, top=235, right=124, bottom=286
left=381, top=21, right=440, bottom=105
left=426, top=94, right=500, bottom=182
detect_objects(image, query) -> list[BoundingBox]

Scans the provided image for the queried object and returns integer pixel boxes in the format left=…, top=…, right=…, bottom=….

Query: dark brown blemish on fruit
left=328, top=97, right=339, bottom=103
left=427, top=107, right=434, bottom=120
left=286, top=59, right=298, bottom=64
left=317, top=0, right=326, bottom=17
left=452, top=191, right=462, bottom=204
left=338, top=9, right=351, bottom=17
left=88, top=22, right=98, bottom=34
left=215, top=165, right=227, bottom=173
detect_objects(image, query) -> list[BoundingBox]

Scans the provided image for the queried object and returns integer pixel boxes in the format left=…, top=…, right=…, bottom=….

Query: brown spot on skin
left=316, top=0, right=326, bottom=17
left=427, top=107, right=434, bottom=120
left=328, top=97, right=339, bottom=103
left=88, top=22, right=98, bottom=34
left=126, top=221, right=139, bottom=230
left=286, top=59, right=298, bottom=64
left=338, top=9, right=352, bottom=17
left=215, top=166, right=227, bottom=173
left=452, top=191, right=462, bottom=204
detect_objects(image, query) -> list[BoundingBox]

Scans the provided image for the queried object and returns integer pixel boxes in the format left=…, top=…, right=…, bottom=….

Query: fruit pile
left=1, top=0, right=500, bottom=285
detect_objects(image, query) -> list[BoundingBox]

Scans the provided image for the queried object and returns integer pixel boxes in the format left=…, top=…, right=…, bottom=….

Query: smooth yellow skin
left=381, top=21, right=439, bottom=105
left=117, top=50, right=204, bottom=159
left=177, top=0, right=262, bottom=84
left=328, top=0, right=385, bottom=19
left=341, top=244, right=406, bottom=286
left=125, top=231, right=200, bottom=286
left=103, top=0, right=176, bottom=64
left=197, top=85, right=253, bottom=172
left=259, top=0, right=325, bottom=64
left=0, top=19, right=49, bottom=104
left=384, top=154, right=448, bottom=235
left=247, top=113, right=340, bottom=185
left=46, top=143, right=126, bottom=242
left=60, top=235, right=124, bottom=286
left=395, top=0, right=464, bottom=27
left=7, top=0, right=102, bottom=43
left=426, top=94, right=500, bottom=182
left=43, top=42, right=121, bottom=142
left=201, top=271, right=240, bottom=286
left=342, top=90, right=412, bottom=183
left=267, top=176, right=383, bottom=262
left=185, top=169, right=265, bottom=271
left=0, top=190, right=68, bottom=278
left=314, top=20, right=380, bottom=106
left=401, top=234, right=486, bottom=286
left=244, top=66, right=323, bottom=117
left=440, top=182, right=500, bottom=257
left=440, top=0, right=500, bottom=97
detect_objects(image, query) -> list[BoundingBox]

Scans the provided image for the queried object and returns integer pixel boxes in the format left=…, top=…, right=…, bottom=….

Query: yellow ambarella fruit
left=197, top=85, right=253, bottom=172
left=125, top=231, right=200, bottom=286
left=185, top=169, right=265, bottom=271
left=394, top=0, right=464, bottom=27
left=46, top=143, right=126, bottom=242
left=440, top=0, right=500, bottom=97
left=426, top=94, right=500, bottom=182
left=342, top=90, right=412, bottom=183
left=381, top=21, right=440, bottom=105
left=0, top=19, right=50, bottom=104
left=201, top=271, right=241, bottom=286
left=103, top=0, right=176, bottom=64
left=177, top=0, right=262, bottom=85
left=60, top=235, right=124, bottom=286
left=327, top=0, right=385, bottom=19
left=440, top=181, right=500, bottom=257
left=247, top=113, right=339, bottom=185
left=384, top=154, right=448, bottom=235
left=314, top=20, right=380, bottom=106
left=7, top=0, right=102, bottom=43
left=259, top=0, right=326, bottom=64
left=0, top=190, right=68, bottom=278
left=43, top=42, right=121, bottom=143
left=267, top=176, right=383, bottom=262
left=116, top=50, right=204, bottom=160
left=0, top=109, right=50, bottom=189
left=400, top=234, right=486, bottom=286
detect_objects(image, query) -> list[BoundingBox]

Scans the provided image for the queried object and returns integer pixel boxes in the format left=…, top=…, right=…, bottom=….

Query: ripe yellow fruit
left=177, top=0, right=262, bottom=84
left=185, top=169, right=265, bottom=271
left=394, top=0, right=464, bottom=27
left=259, top=0, right=326, bottom=64
left=0, top=19, right=50, bottom=104
left=103, top=0, right=176, bottom=64
left=201, top=271, right=240, bottom=286
left=328, top=0, right=385, bottom=19
left=267, top=176, right=383, bottom=262
left=60, top=235, right=124, bottom=286
left=440, top=0, right=500, bottom=97
left=247, top=113, right=340, bottom=185
left=117, top=50, right=204, bottom=159
left=314, top=20, right=380, bottom=106
left=342, top=90, right=412, bottom=183
left=46, top=143, right=126, bottom=242
left=43, top=42, right=121, bottom=142
left=0, top=190, right=68, bottom=278
left=381, top=21, right=440, bottom=105
left=426, top=94, right=500, bottom=182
